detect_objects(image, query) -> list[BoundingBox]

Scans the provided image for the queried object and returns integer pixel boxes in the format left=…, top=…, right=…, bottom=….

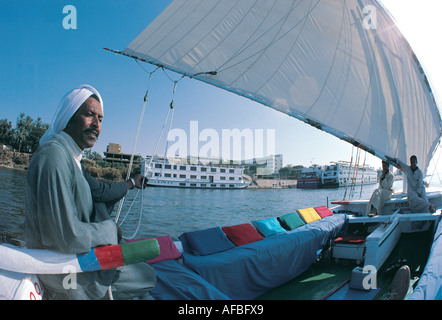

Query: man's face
left=64, top=97, right=103, bottom=150
left=410, top=157, right=417, bottom=170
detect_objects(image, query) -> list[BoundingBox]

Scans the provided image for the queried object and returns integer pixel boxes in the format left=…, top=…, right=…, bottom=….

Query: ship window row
left=154, top=163, right=235, bottom=173
left=178, top=182, right=237, bottom=188
left=155, top=173, right=239, bottom=180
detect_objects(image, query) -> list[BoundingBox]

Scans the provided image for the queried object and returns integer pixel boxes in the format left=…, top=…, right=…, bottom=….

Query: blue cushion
left=179, top=227, right=235, bottom=256
left=252, top=218, right=286, bottom=237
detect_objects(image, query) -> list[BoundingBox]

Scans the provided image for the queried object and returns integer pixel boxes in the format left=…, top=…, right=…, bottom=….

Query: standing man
left=387, top=155, right=435, bottom=213
left=24, top=84, right=156, bottom=299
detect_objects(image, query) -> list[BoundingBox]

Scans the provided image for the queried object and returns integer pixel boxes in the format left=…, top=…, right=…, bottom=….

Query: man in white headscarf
left=366, top=161, right=394, bottom=215
left=39, top=84, right=104, bottom=146
left=24, top=85, right=156, bottom=300
left=386, top=155, right=435, bottom=213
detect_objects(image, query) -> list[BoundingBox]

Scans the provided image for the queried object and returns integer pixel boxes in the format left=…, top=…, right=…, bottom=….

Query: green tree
left=27, top=117, right=49, bottom=153
left=278, top=165, right=292, bottom=178
left=0, top=118, right=13, bottom=145
left=15, top=113, right=33, bottom=152
left=279, top=165, right=304, bottom=179
left=7, top=113, right=50, bottom=153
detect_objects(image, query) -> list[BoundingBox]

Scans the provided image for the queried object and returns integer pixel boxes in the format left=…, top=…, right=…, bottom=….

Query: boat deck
left=255, top=226, right=434, bottom=300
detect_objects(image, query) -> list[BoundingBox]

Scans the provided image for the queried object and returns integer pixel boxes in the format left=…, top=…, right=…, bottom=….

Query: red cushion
left=314, top=206, right=334, bottom=218
left=94, top=245, right=124, bottom=270
left=222, top=223, right=264, bottom=246
left=334, top=235, right=366, bottom=244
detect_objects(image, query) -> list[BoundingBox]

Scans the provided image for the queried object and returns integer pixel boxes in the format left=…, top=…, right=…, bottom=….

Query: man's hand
left=385, top=156, right=396, bottom=164
left=115, top=223, right=122, bottom=243
left=126, top=174, right=149, bottom=190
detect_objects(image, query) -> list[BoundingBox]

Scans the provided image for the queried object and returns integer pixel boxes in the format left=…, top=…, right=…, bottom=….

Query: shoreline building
left=243, top=154, right=283, bottom=176
left=103, top=143, right=142, bottom=165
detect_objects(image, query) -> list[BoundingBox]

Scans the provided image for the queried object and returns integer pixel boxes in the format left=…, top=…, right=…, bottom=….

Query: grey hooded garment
left=25, top=135, right=156, bottom=299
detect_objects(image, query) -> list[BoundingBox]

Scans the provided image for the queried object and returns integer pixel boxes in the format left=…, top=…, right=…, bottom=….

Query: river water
left=0, top=167, right=408, bottom=241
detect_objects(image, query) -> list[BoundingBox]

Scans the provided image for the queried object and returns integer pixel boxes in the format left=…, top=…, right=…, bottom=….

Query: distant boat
left=297, top=165, right=323, bottom=189
left=2, top=0, right=441, bottom=301
left=322, top=161, right=378, bottom=188
left=141, top=157, right=250, bottom=189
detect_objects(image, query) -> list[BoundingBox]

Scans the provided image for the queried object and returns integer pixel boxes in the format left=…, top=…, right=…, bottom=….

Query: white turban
left=40, top=84, right=103, bottom=145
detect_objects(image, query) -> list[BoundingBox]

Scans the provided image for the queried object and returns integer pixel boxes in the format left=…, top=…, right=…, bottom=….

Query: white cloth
left=397, top=159, right=431, bottom=213
left=40, top=84, right=103, bottom=145
left=58, top=131, right=83, bottom=172
left=366, top=171, right=394, bottom=215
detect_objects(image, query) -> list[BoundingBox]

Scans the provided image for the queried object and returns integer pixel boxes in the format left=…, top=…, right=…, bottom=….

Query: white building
left=244, top=154, right=283, bottom=176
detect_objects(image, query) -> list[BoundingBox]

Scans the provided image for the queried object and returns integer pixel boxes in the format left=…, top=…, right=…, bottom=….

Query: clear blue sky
left=1, top=0, right=441, bottom=173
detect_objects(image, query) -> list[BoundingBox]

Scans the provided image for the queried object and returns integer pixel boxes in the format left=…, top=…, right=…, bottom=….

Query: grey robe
left=83, top=170, right=157, bottom=300
left=24, top=136, right=156, bottom=299
left=83, top=169, right=127, bottom=223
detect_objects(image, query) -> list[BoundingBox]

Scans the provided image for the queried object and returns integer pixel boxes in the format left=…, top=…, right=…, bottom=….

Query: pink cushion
left=314, top=206, right=334, bottom=218
left=222, top=223, right=264, bottom=246
left=127, top=235, right=181, bottom=264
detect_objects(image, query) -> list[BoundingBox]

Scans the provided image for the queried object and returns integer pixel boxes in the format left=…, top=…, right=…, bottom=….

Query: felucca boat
left=1, top=0, right=441, bottom=300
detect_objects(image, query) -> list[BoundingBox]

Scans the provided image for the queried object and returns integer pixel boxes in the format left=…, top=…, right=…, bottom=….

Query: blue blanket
left=182, top=214, right=347, bottom=299
left=151, top=259, right=230, bottom=300
left=409, top=217, right=442, bottom=300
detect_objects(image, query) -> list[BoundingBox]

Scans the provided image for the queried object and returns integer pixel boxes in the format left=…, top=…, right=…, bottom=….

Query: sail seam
left=158, top=0, right=229, bottom=65
left=215, top=0, right=296, bottom=75
left=218, top=0, right=320, bottom=81
left=303, top=0, right=348, bottom=118
left=226, top=0, right=301, bottom=86
left=131, top=0, right=188, bottom=52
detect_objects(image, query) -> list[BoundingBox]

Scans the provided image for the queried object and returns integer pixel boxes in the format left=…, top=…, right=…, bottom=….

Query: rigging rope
left=108, top=64, right=159, bottom=300
left=343, top=146, right=354, bottom=200
left=349, top=148, right=361, bottom=199
left=428, top=142, right=442, bottom=186
left=359, top=151, right=367, bottom=199
left=116, top=71, right=182, bottom=240
left=114, top=68, right=158, bottom=224
left=158, top=81, right=178, bottom=176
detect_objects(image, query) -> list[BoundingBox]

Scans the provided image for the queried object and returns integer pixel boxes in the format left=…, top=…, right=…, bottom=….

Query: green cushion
left=278, top=212, right=306, bottom=230
left=121, top=239, right=160, bottom=265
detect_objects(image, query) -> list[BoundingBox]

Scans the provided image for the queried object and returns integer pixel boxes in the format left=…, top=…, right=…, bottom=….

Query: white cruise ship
left=321, top=161, right=378, bottom=188
left=141, top=157, right=250, bottom=189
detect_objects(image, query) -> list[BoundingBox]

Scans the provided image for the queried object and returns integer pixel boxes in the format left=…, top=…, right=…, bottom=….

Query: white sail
left=122, top=0, right=441, bottom=174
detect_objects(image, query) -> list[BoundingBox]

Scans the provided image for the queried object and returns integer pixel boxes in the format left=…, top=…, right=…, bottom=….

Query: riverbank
left=0, top=149, right=128, bottom=183
left=248, top=178, right=297, bottom=189
left=0, top=150, right=295, bottom=188
left=0, top=150, right=31, bottom=171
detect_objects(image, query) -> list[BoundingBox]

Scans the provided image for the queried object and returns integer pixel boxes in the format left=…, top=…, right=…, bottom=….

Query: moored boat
left=2, top=0, right=442, bottom=301
left=322, top=161, right=378, bottom=188
left=141, top=156, right=250, bottom=189
left=297, top=165, right=323, bottom=189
